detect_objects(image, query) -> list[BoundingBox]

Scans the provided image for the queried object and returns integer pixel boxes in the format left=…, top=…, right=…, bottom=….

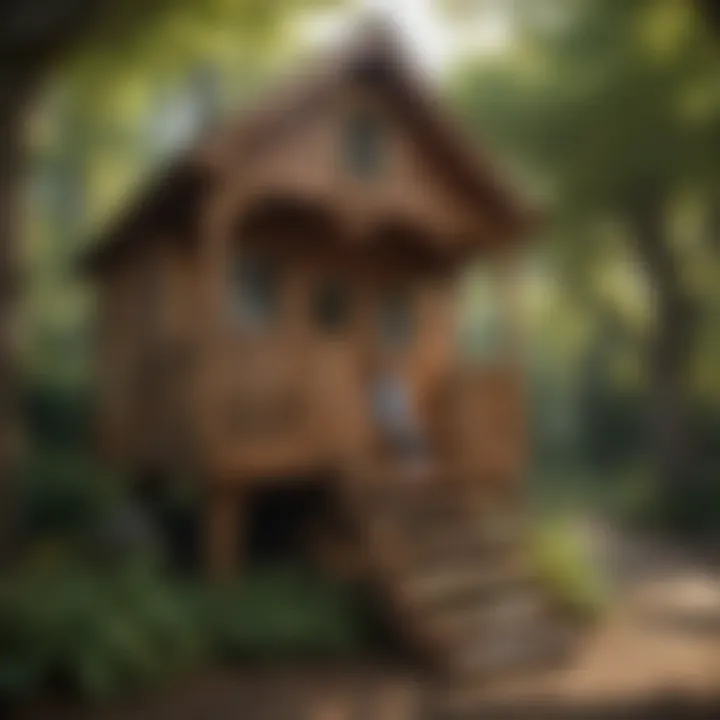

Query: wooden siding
left=435, top=363, right=526, bottom=500
left=194, top=213, right=458, bottom=481
left=94, top=237, right=201, bottom=471
left=89, top=61, right=527, bottom=492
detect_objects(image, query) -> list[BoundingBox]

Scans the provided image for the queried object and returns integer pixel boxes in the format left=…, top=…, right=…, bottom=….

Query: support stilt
left=205, top=487, right=243, bottom=580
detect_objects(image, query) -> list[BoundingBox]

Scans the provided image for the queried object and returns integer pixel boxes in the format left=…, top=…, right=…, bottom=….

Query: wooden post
left=495, top=250, right=527, bottom=508
left=495, top=249, right=524, bottom=363
left=205, top=487, right=244, bottom=580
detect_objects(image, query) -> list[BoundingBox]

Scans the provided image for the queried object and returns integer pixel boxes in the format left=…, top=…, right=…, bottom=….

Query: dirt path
left=435, top=524, right=720, bottom=717
left=438, top=568, right=720, bottom=716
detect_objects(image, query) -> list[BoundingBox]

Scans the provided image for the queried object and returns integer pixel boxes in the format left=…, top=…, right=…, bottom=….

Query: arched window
left=233, top=253, right=280, bottom=329
left=378, top=289, right=415, bottom=350
left=312, top=278, right=352, bottom=335
left=344, top=111, right=385, bottom=179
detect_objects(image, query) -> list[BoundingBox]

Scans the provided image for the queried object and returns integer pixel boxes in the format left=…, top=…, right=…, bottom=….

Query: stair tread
left=411, top=519, right=520, bottom=554
left=400, top=558, right=530, bottom=604
left=429, top=593, right=544, bottom=638
left=344, top=471, right=569, bottom=682
left=370, top=497, right=523, bottom=538
left=450, top=620, right=575, bottom=678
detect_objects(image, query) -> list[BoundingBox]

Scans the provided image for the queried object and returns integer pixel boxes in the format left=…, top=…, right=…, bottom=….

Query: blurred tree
left=0, top=0, right=334, bottom=560
left=451, top=0, right=720, bottom=503
left=697, top=0, right=720, bottom=32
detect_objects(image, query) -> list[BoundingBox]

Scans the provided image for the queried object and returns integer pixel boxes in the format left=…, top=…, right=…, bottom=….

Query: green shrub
left=25, top=382, right=91, bottom=449
left=0, top=564, right=205, bottom=703
left=19, top=450, right=126, bottom=547
left=0, top=563, right=366, bottom=705
left=528, top=516, right=610, bottom=623
left=199, top=564, right=365, bottom=662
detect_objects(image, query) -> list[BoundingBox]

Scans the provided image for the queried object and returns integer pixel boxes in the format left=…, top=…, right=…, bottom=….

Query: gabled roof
left=80, top=21, right=537, bottom=274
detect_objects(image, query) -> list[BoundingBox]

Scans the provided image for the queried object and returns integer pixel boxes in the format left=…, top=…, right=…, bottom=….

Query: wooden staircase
left=342, top=465, right=571, bottom=680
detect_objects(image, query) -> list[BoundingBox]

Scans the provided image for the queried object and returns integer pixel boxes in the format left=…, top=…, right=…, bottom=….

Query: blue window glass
left=379, top=290, right=415, bottom=349
left=345, top=112, right=384, bottom=179
left=234, top=254, right=279, bottom=329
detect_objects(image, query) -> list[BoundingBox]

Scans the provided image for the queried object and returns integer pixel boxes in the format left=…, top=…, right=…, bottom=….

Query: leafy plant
left=198, top=564, right=365, bottom=662
left=528, top=515, right=611, bottom=623
left=0, top=562, right=367, bottom=706
left=0, top=563, right=205, bottom=702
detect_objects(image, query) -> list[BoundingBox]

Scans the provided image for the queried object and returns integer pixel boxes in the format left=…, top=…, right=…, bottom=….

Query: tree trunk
left=627, top=197, right=698, bottom=502
left=709, top=191, right=720, bottom=255
left=0, top=0, right=166, bottom=563
left=0, top=74, right=34, bottom=561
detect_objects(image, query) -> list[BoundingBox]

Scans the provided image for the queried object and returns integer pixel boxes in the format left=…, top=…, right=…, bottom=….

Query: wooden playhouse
left=81, top=25, right=560, bottom=677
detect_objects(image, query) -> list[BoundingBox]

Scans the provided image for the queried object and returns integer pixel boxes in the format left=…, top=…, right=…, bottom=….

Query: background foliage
left=4, top=0, right=719, bottom=705
left=451, top=0, right=720, bottom=530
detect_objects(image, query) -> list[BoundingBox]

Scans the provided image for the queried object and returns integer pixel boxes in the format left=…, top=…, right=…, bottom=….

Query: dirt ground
left=435, top=524, right=720, bottom=716
left=439, top=565, right=720, bottom=717
left=17, top=527, right=720, bottom=719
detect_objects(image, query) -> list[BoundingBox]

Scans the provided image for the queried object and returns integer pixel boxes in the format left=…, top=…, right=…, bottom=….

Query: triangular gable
left=197, top=23, right=534, bottom=238
left=81, top=22, right=535, bottom=274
